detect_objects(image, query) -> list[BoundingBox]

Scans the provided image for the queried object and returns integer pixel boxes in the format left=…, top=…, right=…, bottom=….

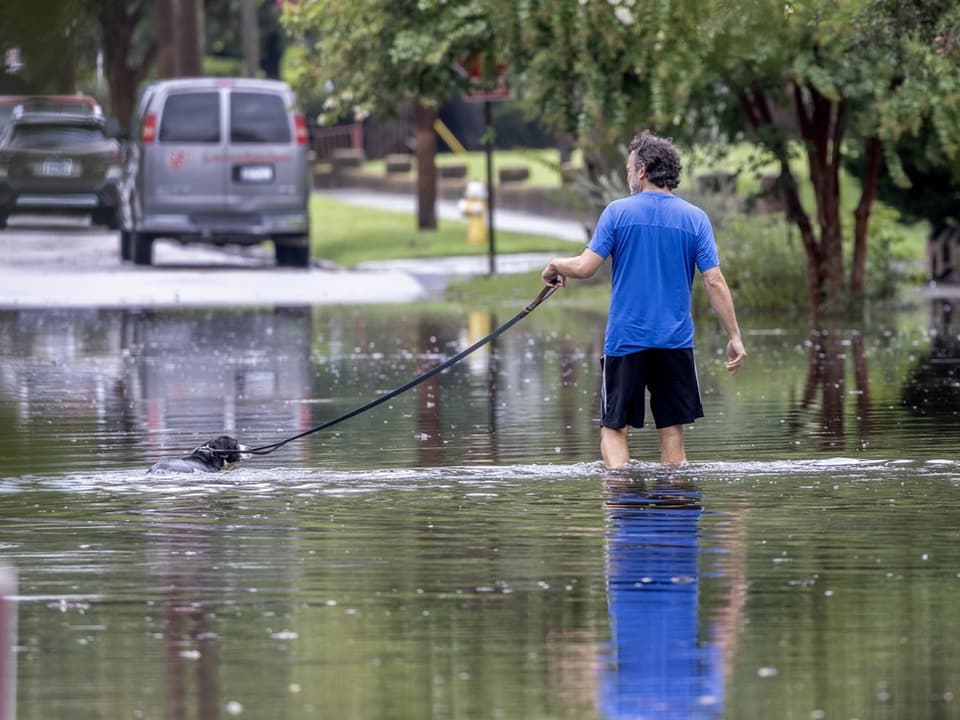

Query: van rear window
left=159, top=92, right=220, bottom=143
left=230, top=92, right=291, bottom=143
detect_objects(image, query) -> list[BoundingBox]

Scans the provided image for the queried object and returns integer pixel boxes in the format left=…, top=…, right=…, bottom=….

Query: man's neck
left=642, top=187, right=671, bottom=195
left=640, top=179, right=671, bottom=194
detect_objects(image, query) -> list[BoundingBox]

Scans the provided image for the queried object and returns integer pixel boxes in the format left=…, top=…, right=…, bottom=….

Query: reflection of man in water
left=600, top=477, right=724, bottom=719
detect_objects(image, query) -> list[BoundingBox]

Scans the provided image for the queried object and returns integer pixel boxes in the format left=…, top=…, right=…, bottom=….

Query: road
left=0, top=206, right=571, bottom=308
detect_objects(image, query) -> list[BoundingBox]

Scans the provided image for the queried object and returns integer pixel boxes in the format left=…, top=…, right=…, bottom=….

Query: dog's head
left=194, top=435, right=250, bottom=468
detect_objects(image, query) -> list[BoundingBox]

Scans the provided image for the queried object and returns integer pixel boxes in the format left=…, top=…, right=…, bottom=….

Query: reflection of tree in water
left=786, top=325, right=871, bottom=450
left=901, top=300, right=960, bottom=415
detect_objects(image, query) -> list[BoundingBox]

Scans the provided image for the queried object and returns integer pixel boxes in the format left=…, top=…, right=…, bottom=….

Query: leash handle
left=524, top=283, right=559, bottom=313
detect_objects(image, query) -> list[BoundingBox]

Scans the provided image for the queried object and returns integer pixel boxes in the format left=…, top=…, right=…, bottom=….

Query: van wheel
left=275, top=237, right=310, bottom=268
left=120, top=230, right=133, bottom=261
left=132, top=232, right=154, bottom=266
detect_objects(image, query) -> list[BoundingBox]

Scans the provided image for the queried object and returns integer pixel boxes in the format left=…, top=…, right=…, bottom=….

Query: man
left=541, top=131, right=746, bottom=469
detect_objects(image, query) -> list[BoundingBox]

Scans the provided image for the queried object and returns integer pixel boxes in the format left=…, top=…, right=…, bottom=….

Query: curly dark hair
left=628, top=131, right=682, bottom=190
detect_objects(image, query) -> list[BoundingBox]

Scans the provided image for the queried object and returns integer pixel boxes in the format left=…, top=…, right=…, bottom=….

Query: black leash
left=238, top=284, right=559, bottom=457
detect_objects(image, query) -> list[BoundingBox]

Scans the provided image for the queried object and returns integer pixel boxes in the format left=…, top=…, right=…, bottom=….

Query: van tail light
left=142, top=113, right=157, bottom=144
left=294, top=113, right=308, bottom=145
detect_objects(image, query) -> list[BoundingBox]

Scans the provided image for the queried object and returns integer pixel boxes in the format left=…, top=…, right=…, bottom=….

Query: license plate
left=41, top=159, right=75, bottom=177
left=236, top=164, right=274, bottom=183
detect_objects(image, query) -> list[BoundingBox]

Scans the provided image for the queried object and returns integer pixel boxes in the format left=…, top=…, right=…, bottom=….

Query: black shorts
left=601, top=348, right=704, bottom=430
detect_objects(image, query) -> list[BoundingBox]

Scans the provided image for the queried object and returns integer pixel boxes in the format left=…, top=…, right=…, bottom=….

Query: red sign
left=456, top=54, right=511, bottom=102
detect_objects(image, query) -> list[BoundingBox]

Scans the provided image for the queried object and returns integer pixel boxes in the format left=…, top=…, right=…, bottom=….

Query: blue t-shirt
left=587, top=192, right=720, bottom=356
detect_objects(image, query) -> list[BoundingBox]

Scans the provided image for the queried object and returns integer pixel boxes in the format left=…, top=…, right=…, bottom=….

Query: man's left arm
left=701, top=266, right=747, bottom=374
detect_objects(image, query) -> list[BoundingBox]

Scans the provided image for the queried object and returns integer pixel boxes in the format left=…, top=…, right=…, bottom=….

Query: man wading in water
left=542, top=131, right=746, bottom=469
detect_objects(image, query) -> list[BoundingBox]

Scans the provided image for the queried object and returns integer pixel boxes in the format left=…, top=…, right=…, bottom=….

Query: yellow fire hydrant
left=457, top=180, right=488, bottom=245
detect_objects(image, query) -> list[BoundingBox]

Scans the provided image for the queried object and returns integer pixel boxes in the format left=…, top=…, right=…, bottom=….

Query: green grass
left=310, top=195, right=572, bottom=267
left=362, top=149, right=575, bottom=188
left=445, top=268, right=610, bottom=311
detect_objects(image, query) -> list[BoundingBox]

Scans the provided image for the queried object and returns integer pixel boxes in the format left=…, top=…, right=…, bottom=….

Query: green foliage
left=492, top=0, right=960, bottom=311
left=861, top=204, right=927, bottom=300
left=202, top=54, right=244, bottom=78
left=282, top=0, right=495, bottom=123
left=0, top=0, right=94, bottom=93
left=692, top=215, right=810, bottom=317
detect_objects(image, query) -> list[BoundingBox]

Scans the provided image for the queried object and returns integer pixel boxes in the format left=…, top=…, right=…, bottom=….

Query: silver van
left=120, top=78, right=311, bottom=267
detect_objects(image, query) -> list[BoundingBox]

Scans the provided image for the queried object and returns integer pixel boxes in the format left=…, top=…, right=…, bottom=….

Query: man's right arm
left=541, top=249, right=605, bottom=287
left=701, top=267, right=747, bottom=374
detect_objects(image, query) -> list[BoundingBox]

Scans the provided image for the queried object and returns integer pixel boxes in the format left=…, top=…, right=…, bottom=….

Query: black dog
left=148, top=435, right=249, bottom=474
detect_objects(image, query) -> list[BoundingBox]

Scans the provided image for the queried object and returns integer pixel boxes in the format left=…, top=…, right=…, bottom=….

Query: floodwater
left=1, top=298, right=959, bottom=719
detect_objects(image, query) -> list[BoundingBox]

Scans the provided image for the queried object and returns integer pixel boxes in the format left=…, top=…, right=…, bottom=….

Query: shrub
left=694, top=214, right=809, bottom=317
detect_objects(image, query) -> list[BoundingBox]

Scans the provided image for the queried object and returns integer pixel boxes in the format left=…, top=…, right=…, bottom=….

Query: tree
left=0, top=0, right=91, bottom=93
left=281, top=0, right=495, bottom=230
left=849, top=6, right=960, bottom=236
left=1, top=0, right=154, bottom=128
left=494, top=0, right=960, bottom=321
left=205, top=0, right=287, bottom=78
left=94, top=0, right=156, bottom=128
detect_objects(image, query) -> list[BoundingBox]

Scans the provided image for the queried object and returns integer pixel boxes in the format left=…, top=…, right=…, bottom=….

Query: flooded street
left=2, top=294, right=960, bottom=719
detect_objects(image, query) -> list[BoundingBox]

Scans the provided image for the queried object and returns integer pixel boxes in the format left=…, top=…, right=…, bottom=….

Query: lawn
left=310, top=194, right=572, bottom=268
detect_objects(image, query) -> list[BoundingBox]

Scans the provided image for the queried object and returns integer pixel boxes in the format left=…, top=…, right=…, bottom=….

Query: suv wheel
left=275, top=236, right=310, bottom=268
left=132, top=232, right=154, bottom=266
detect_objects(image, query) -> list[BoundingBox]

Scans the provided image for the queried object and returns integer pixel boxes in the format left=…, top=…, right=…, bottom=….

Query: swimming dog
left=148, top=435, right=249, bottom=474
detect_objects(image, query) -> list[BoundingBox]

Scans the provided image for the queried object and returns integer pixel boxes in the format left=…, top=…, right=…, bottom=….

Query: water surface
left=1, top=302, right=959, bottom=719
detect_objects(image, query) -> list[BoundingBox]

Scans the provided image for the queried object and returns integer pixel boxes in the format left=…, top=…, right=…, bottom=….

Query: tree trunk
left=851, top=137, right=883, bottom=296
left=739, top=85, right=824, bottom=322
left=178, top=0, right=203, bottom=76
left=98, top=1, right=156, bottom=131
left=792, top=82, right=847, bottom=319
left=154, top=0, right=177, bottom=77
left=414, top=100, right=437, bottom=230
left=241, top=0, right=260, bottom=77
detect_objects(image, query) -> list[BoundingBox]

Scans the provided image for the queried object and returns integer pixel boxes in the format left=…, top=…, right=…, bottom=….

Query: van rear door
left=144, top=90, right=226, bottom=213
left=225, top=90, right=307, bottom=214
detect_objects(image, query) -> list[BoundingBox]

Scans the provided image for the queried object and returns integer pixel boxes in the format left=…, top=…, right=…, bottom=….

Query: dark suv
left=0, top=106, right=122, bottom=229
left=121, top=78, right=312, bottom=266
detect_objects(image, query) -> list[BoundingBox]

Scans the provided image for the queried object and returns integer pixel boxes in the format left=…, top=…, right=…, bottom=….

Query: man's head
left=627, top=131, right=682, bottom=194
